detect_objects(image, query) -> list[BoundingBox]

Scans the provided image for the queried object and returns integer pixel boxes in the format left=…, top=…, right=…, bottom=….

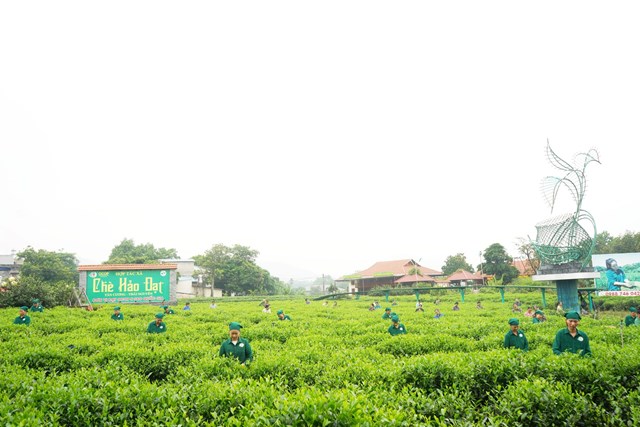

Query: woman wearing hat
left=147, top=313, right=167, bottom=333
left=532, top=310, right=546, bottom=323
left=552, top=311, right=591, bottom=356
left=388, top=315, right=407, bottom=335
left=262, top=302, right=271, bottom=313
left=30, top=299, right=44, bottom=312
left=624, top=307, right=637, bottom=326
left=503, top=318, right=528, bottom=351
left=276, top=310, right=291, bottom=321
left=162, top=305, right=175, bottom=315
left=219, top=322, right=253, bottom=365
left=111, top=306, right=124, bottom=321
left=13, top=306, right=31, bottom=326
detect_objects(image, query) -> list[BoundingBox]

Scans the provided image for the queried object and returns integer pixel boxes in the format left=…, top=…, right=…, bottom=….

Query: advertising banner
left=85, top=269, right=170, bottom=304
left=592, top=253, right=640, bottom=296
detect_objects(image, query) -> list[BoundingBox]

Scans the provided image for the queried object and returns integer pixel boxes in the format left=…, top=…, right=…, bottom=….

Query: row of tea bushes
left=0, top=353, right=638, bottom=426
left=1, top=294, right=639, bottom=425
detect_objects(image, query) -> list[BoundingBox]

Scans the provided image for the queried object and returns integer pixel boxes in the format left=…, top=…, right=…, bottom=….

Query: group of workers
left=12, top=299, right=44, bottom=326
left=13, top=297, right=640, bottom=362
left=379, top=299, right=598, bottom=357
left=380, top=307, right=407, bottom=335
left=504, top=311, right=592, bottom=356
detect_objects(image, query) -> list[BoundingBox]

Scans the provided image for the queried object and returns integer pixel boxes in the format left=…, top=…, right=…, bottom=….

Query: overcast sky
left=2, top=2, right=639, bottom=281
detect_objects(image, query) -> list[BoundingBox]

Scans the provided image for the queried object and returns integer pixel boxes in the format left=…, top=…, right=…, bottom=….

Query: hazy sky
left=2, top=2, right=639, bottom=281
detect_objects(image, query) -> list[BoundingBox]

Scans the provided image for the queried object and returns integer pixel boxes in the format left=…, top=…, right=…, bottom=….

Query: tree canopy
left=193, top=244, right=282, bottom=295
left=0, top=247, right=78, bottom=308
left=515, top=238, right=540, bottom=275
left=312, top=275, right=335, bottom=291
left=18, top=247, right=78, bottom=283
left=479, top=243, right=519, bottom=284
left=105, top=238, right=179, bottom=264
left=594, top=230, right=640, bottom=254
left=442, top=253, right=474, bottom=276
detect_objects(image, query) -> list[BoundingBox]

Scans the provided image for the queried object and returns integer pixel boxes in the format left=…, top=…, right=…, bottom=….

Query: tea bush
left=1, top=293, right=640, bottom=425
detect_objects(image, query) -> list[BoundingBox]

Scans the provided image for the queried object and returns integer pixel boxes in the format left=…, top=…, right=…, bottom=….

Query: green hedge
left=1, top=294, right=640, bottom=425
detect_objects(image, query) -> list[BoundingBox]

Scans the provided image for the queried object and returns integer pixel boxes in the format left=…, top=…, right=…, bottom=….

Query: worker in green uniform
left=624, top=307, right=637, bottom=326
left=112, top=306, right=124, bottom=321
left=532, top=310, right=546, bottom=323
left=503, top=318, right=528, bottom=351
left=147, top=313, right=167, bottom=333
left=219, top=321, right=253, bottom=365
left=14, top=306, right=31, bottom=326
left=552, top=311, right=591, bottom=357
left=388, top=314, right=407, bottom=335
left=30, top=299, right=44, bottom=312
left=162, top=305, right=175, bottom=315
left=382, top=308, right=392, bottom=320
left=277, top=310, right=291, bottom=321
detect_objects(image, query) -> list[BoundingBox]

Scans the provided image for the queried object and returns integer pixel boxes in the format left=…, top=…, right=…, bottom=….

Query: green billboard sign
left=86, top=269, right=170, bottom=304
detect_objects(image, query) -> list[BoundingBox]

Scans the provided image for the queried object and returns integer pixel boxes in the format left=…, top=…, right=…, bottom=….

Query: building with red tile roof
left=339, top=259, right=443, bottom=293
left=512, top=258, right=538, bottom=276
left=446, top=269, right=487, bottom=286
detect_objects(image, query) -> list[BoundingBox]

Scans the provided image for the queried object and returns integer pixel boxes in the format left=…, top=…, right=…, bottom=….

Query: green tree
left=594, top=230, right=640, bottom=254
left=18, top=247, right=78, bottom=283
left=313, top=275, right=334, bottom=292
left=273, top=280, right=306, bottom=295
left=105, top=238, right=179, bottom=264
left=516, top=238, right=540, bottom=275
left=0, top=247, right=78, bottom=308
left=610, top=231, right=640, bottom=253
left=594, top=231, right=614, bottom=254
left=480, top=243, right=519, bottom=285
left=193, top=244, right=278, bottom=295
left=442, top=253, right=474, bottom=276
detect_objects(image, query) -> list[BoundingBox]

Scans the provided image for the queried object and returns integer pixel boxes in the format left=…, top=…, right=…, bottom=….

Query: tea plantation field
left=1, top=292, right=640, bottom=426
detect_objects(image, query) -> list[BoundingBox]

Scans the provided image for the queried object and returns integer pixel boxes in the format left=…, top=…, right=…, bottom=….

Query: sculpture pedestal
left=532, top=272, right=600, bottom=313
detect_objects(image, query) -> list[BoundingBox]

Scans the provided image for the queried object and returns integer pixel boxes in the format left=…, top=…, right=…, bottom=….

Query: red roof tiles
left=447, top=269, right=485, bottom=281
left=395, top=273, right=436, bottom=284
left=349, top=259, right=442, bottom=279
left=78, top=264, right=177, bottom=271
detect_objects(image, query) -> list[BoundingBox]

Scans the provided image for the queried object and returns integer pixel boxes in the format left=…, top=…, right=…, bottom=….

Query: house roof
left=512, top=259, right=536, bottom=276
left=78, top=264, right=177, bottom=271
left=395, top=273, right=436, bottom=284
left=447, top=269, right=485, bottom=281
left=342, top=259, right=442, bottom=279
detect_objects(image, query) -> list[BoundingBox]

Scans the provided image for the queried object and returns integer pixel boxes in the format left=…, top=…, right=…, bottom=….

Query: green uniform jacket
left=503, top=330, right=529, bottom=351
left=30, top=306, right=44, bottom=312
left=532, top=317, right=543, bottom=324
left=278, top=315, right=291, bottom=321
left=382, top=313, right=392, bottom=320
left=388, top=323, right=407, bottom=335
left=164, top=309, right=175, bottom=315
left=219, top=338, right=253, bottom=364
left=625, top=315, right=636, bottom=326
left=552, top=328, right=591, bottom=356
left=112, top=313, right=124, bottom=321
left=14, top=315, right=31, bottom=326
left=147, top=321, right=167, bottom=333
